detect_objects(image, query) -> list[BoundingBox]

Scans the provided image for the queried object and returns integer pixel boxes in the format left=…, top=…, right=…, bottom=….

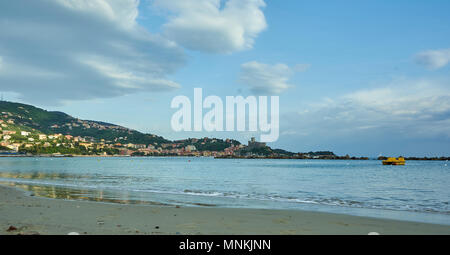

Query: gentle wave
left=2, top=177, right=449, bottom=215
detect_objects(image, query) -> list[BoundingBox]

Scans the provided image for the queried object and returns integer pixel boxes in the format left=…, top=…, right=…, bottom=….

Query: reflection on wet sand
left=0, top=172, right=90, bottom=181
left=0, top=171, right=220, bottom=207
left=1, top=182, right=169, bottom=206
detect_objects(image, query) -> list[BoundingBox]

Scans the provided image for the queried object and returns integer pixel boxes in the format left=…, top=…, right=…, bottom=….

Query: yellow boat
left=382, top=157, right=405, bottom=165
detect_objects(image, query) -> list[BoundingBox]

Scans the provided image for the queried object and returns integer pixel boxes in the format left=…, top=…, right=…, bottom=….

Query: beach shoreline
left=1, top=184, right=449, bottom=235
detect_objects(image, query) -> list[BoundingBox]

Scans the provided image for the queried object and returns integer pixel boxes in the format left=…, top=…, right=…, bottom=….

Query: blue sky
left=0, top=0, right=449, bottom=156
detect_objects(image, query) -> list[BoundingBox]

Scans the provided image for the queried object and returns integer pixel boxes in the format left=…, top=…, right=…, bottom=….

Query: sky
left=0, top=0, right=449, bottom=157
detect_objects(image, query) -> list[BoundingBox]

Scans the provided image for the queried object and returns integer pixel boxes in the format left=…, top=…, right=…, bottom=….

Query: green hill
left=0, top=101, right=169, bottom=145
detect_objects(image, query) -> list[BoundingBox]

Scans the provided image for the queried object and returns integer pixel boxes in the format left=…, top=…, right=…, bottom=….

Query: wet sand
left=1, top=185, right=449, bottom=235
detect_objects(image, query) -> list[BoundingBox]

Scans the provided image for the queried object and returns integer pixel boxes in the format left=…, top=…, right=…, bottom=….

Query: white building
left=185, top=145, right=197, bottom=152
left=7, top=144, right=20, bottom=152
left=21, top=131, right=31, bottom=136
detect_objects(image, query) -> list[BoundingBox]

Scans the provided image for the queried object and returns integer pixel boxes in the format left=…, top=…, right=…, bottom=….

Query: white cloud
left=0, top=0, right=186, bottom=105
left=415, top=48, right=450, bottom=70
left=153, top=0, right=267, bottom=53
left=286, top=78, right=450, bottom=139
left=239, top=61, right=296, bottom=94
left=53, top=0, right=139, bottom=28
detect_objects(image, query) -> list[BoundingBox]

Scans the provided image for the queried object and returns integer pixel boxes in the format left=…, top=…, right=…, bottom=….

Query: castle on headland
left=247, top=137, right=266, bottom=149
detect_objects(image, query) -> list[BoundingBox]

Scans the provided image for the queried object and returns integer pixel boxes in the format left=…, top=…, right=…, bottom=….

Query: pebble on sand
left=68, top=232, right=80, bottom=235
left=7, top=226, right=18, bottom=232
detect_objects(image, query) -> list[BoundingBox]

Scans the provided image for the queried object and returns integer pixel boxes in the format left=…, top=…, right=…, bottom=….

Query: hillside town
left=0, top=103, right=394, bottom=160
left=0, top=120, right=367, bottom=159
left=0, top=105, right=344, bottom=158
left=0, top=119, right=244, bottom=157
left=0, top=107, right=365, bottom=159
left=0, top=107, right=248, bottom=157
left=1, top=106, right=447, bottom=160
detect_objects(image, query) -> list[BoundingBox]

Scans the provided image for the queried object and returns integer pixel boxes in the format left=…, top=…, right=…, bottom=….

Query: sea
left=0, top=157, right=449, bottom=225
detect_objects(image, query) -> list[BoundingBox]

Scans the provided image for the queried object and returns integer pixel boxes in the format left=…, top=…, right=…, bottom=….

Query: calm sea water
left=0, top=157, right=449, bottom=225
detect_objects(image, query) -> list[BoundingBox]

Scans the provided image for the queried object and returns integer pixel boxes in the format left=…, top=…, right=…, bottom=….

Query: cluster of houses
left=0, top=109, right=262, bottom=157
left=0, top=120, right=245, bottom=156
left=0, top=127, right=92, bottom=152
left=151, top=141, right=244, bottom=157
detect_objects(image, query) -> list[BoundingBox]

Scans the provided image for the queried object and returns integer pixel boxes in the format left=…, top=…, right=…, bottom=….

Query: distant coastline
left=1, top=153, right=449, bottom=161
left=1, top=101, right=449, bottom=160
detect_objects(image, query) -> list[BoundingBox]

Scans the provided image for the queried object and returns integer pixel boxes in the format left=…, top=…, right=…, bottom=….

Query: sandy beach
left=0, top=185, right=449, bottom=235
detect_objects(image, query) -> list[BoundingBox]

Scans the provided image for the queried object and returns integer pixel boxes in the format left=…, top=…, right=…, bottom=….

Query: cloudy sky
left=0, top=0, right=449, bottom=156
